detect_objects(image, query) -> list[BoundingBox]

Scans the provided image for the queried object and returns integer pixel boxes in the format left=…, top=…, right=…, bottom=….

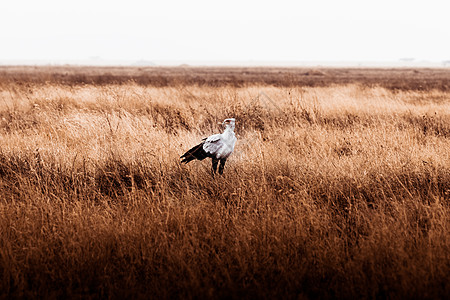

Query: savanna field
left=0, top=66, right=449, bottom=299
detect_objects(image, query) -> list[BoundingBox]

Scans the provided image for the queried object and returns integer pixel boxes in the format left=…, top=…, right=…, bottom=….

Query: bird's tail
left=180, top=142, right=209, bottom=163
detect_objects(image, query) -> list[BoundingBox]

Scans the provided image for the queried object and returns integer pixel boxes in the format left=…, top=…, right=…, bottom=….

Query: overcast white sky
left=1, top=0, right=449, bottom=64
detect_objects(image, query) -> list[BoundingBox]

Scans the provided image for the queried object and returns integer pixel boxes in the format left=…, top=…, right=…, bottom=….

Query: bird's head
left=220, top=118, right=235, bottom=130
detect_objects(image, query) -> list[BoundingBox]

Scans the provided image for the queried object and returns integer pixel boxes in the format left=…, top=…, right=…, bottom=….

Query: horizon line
left=1, top=58, right=450, bottom=68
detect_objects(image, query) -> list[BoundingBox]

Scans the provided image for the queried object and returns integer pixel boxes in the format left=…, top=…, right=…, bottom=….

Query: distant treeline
left=1, top=66, right=450, bottom=91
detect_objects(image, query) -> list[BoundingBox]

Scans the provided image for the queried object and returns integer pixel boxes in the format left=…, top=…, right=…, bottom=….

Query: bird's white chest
left=203, top=131, right=236, bottom=159
left=218, top=132, right=236, bottom=158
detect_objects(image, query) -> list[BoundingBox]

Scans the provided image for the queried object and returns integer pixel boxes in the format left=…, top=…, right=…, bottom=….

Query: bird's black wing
left=180, top=142, right=211, bottom=163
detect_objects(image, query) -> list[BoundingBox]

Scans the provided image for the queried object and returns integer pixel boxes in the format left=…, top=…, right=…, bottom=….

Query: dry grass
left=0, top=67, right=449, bottom=299
left=2, top=65, right=450, bottom=90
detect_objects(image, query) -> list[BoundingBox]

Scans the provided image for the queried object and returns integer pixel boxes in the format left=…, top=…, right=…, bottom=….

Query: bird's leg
left=218, top=158, right=227, bottom=175
left=211, top=158, right=219, bottom=176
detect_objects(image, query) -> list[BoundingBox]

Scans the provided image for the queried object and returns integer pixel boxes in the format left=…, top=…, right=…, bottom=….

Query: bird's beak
left=218, top=122, right=223, bottom=125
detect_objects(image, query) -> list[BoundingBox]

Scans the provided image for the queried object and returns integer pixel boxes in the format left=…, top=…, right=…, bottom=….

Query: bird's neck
left=223, top=126, right=235, bottom=135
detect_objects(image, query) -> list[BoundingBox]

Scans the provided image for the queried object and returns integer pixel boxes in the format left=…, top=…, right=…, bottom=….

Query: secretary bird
left=180, top=118, right=236, bottom=175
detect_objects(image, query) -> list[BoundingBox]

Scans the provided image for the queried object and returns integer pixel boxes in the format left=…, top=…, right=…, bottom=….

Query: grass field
left=0, top=66, right=449, bottom=299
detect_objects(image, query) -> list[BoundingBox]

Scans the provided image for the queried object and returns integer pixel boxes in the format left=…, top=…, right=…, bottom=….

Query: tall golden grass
left=0, top=68, right=449, bottom=299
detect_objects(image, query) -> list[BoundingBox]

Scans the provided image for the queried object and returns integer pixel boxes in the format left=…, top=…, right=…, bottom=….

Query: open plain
left=0, top=66, right=449, bottom=299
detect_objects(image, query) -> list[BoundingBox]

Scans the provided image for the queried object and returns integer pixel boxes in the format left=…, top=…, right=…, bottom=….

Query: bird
left=180, top=118, right=236, bottom=175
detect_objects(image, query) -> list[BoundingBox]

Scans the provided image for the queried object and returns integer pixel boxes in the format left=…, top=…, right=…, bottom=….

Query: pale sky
left=1, top=0, right=449, bottom=64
